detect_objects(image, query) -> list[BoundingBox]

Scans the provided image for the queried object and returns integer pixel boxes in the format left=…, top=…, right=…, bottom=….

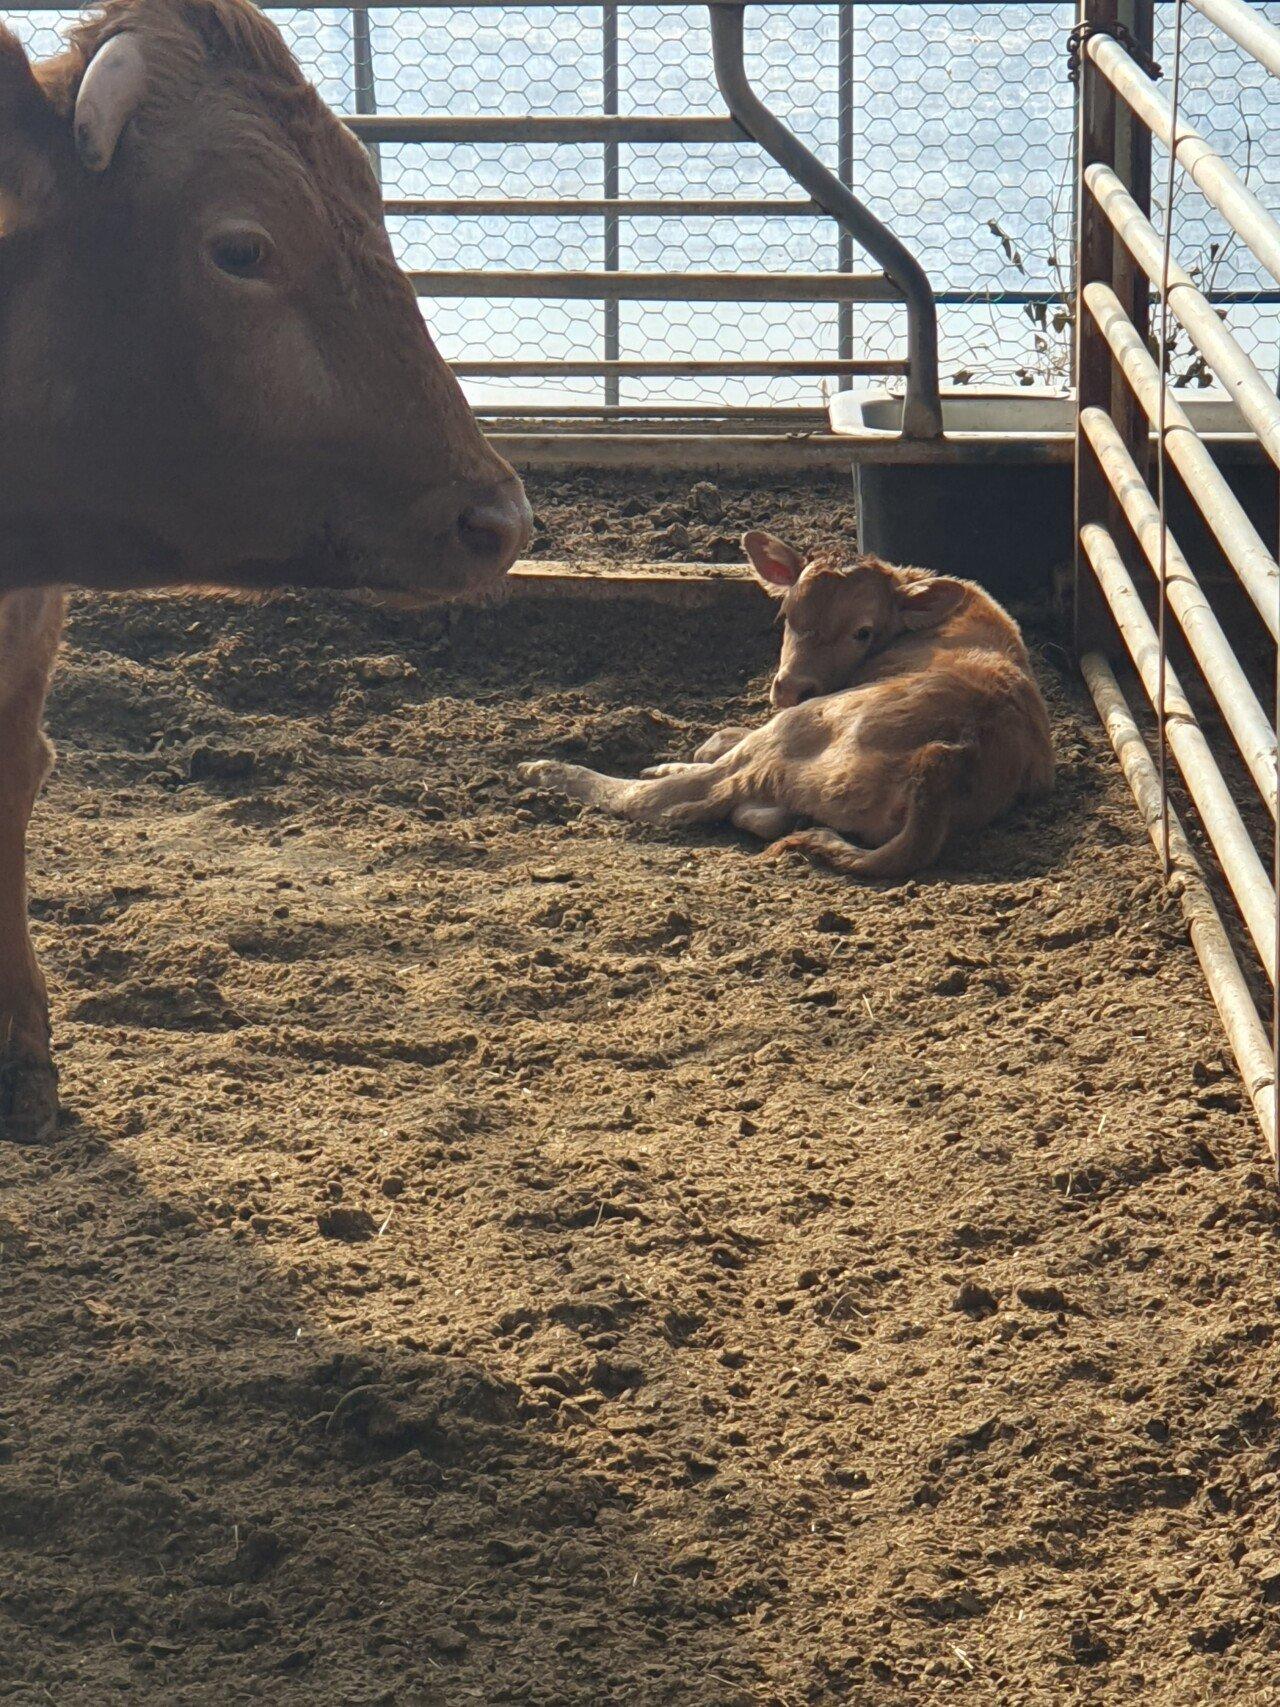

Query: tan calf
left=519, top=533, right=1055, bottom=878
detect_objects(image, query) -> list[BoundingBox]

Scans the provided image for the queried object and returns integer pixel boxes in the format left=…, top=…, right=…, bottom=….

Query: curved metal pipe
left=708, top=2, right=942, bottom=439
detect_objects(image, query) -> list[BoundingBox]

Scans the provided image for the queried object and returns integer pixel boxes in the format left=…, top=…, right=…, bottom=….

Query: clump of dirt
left=2, top=476, right=1278, bottom=1703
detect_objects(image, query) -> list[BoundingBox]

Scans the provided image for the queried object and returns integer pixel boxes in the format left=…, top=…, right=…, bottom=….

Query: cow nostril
left=456, top=483, right=533, bottom=573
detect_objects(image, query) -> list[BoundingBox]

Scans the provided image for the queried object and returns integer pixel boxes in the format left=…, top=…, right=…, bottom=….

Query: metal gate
left=1073, top=0, right=1280, bottom=1160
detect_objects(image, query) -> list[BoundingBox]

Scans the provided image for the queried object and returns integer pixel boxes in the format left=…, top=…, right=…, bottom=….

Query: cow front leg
left=0, top=590, right=65, bottom=1145
left=518, top=757, right=734, bottom=826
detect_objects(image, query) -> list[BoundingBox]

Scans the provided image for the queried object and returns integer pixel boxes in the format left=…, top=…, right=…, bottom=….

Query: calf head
left=0, top=0, right=530, bottom=598
left=742, top=532, right=968, bottom=708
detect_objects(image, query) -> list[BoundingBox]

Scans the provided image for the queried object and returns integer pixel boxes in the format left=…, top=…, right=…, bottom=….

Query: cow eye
left=854, top=624, right=874, bottom=643
left=208, top=227, right=272, bottom=279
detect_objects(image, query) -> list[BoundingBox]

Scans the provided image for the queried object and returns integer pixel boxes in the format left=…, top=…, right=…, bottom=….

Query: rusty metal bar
left=411, top=269, right=899, bottom=301
left=1081, top=406, right=1278, bottom=815
left=1084, top=651, right=1278, bottom=1155
left=1186, top=0, right=1280, bottom=79
left=1081, top=521, right=1277, bottom=980
left=350, top=6, right=380, bottom=183
left=454, top=357, right=906, bottom=377
left=1073, top=0, right=1124, bottom=656
left=346, top=114, right=746, bottom=143
left=1111, top=0, right=1154, bottom=475
left=1086, top=33, right=1280, bottom=288
left=601, top=1, right=620, bottom=409
left=1086, top=165, right=1280, bottom=468
left=707, top=2, right=941, bottom=439
left=1083, top=282, right=1280, bottom=638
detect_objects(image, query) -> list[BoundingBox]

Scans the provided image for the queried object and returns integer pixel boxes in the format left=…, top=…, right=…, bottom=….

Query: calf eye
left=854, top=624, right=874, bottom=643
left=208, top=228, right=272, bottom=279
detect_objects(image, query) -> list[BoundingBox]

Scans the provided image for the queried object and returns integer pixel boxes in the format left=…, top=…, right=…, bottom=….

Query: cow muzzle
left=453, top=476, right=533, bottom=585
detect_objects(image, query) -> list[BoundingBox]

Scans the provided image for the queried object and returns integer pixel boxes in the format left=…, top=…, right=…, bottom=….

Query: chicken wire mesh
left=1149, top=0, right=1280, bottom=394
left=8, top=1, right=1280, bottom=414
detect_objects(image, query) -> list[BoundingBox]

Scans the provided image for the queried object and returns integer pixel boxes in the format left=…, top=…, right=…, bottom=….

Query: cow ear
left=743, top=531, right=805, bottom=596
left=0, top=27, right=62, bottom=226
left=897, top=574, right=968, bottom=631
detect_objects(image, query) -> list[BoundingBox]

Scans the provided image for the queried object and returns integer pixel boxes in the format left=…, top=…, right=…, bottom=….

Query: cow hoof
left=0, top=1058, right=60, bottom=1145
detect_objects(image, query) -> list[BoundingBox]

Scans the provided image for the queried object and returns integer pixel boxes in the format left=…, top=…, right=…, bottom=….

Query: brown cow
left=519, top=532, right=1055, bottom=875
left=1, top=0, right=532, bottom=1140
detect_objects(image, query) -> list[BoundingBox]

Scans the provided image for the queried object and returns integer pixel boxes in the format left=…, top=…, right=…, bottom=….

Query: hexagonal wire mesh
left=6, top=2, right=1278, bottom=414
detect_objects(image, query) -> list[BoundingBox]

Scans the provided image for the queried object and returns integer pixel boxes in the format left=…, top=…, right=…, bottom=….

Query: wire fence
left=10, top=1, right=1280, bottom=411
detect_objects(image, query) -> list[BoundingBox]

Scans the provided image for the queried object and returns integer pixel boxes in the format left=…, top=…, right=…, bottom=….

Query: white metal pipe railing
left=1083, top=281, right=1280, bottom=639
left=1074, top=0, right=1280, bottom=1164
left=1085, top=33, right=1280, bottom=290
left=1085, top=164, right=1280, bottom=470
left=1084, top=652, right=1277, bottom=1156
left=1186, top=0, right=1280, bottom=79
left=1080, top=523, right=1278, bottom=981
left=1081, top=406, right=1278, bottom=816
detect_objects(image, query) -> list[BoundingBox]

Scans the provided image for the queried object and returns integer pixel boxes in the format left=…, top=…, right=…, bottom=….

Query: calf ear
left=743, top=531, right=805, bottom=595
left=0, top=28, right=62, bottom=225
left=898, top=575, right=967, bottom=631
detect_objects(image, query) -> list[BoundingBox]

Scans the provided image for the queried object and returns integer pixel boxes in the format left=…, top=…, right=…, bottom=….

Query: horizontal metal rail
left=1086, top=165, right=1280, bottom=469
left=1083, top=281, right=1280, bottom=638
left=346, top=114, right=745, bottom=144
left=486, top=431, right=860, bottom=471
left=384, top=197, right=823, bottom=219
left=1084, top=652, right=1277, bottom=1156
left=1081, top=521, right=1278, bottom=982
left=1187, top=0, right=1280, bottom=79
left=474, top=402, right=829, bottom=417
left=1081, top=405, right=1278, bottom=816
left=1085, top=33, right=1280, bottom=289
left=453, top=358, right=906, bottom=377
left=410, top=268, right=899, bottom=301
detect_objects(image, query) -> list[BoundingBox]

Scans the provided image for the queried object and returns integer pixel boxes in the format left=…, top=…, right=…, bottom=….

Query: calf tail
left=766, top=740, right=974, bottom=881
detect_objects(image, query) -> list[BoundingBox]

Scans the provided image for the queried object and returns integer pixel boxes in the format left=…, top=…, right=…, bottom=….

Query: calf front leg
left=694, top=726, right=752, bottom=763
left=639, top=727, right=755, bottom=779
left=519, top=757, right=736, bottom=826
left=0, top=590, right=65, bottom=1144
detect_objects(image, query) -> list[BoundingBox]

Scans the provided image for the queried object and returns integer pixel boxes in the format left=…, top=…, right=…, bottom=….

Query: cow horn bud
left=74, top=32, right=147, bottom=171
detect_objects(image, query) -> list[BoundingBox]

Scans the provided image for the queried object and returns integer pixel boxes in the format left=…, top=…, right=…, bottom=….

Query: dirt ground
left=3, top=474, right=1280, bottom=1705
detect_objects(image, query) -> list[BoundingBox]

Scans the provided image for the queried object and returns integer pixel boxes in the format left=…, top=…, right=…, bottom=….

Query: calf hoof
left=518, top=760, right=579, bottom=788
left=640, top=761, right=701, bottom=779
left=0, top=1056, right=60, bottom=1145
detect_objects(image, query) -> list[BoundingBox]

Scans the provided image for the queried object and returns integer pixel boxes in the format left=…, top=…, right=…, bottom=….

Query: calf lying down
left=520, top=533, right=1055, bottom=880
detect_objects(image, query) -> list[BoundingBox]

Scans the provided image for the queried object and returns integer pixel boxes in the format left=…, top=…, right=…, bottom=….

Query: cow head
left=742, top=532, right=968, bottom=708
left=0, top=0, right=530, bottom=598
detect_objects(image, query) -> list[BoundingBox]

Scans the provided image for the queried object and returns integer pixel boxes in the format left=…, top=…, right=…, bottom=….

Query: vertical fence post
left=602, top=2, right=621, bottom=410
left=352, top=6, right=381, bottom=185
left=1073, top=0, right=1121, bottom=655
left=837, top=0, right=854, bottom=392
left=1112, top=0, right=1153, bottom=480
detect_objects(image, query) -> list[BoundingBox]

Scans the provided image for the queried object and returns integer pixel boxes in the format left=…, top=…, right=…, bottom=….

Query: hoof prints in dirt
left=1, top=552, right=1274, bottom=1703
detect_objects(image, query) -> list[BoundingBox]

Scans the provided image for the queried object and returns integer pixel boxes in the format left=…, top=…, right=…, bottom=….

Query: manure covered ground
left=2, top=474, right=1277, bottom=1704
